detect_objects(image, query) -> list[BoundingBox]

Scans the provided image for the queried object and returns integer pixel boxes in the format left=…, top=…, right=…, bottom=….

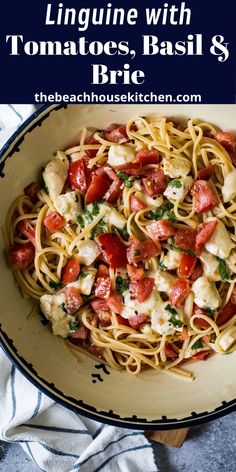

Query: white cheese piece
left=151, top=300, right=183, bottom=335
left=163, top=176, right=193, bottom=201
left=40, top=292, right=74, bottom=338
left=107, top=145, right=136, bottom=167
left=160, top=250, right=182, bottom=271
left=219, top=327, right=236, bottom=351
left=122, top=290, right=158, bottom=319
left=155, top=271, right=177, bottom=293
left=205, top=218, right=234, bottom=259
left=162, top=157, right=191, bottom=178
left=199, top=250, right=220, bottom=280
left=222, top=170, right=236, bottom=202
left=69, top=268, right=97, bottom=295
left=54, top=191, right=81, bottom=223
left=104, top=207, right=126, bottom=229
left=191, top=276, right=220, bottom=310
left=43, top=153, right=69, bottom=202
left=76, top=240, right=101, bottom=266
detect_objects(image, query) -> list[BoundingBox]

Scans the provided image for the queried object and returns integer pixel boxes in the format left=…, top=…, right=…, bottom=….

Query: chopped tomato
left=165, top=344, right=178, bottom=359
left=193, top=304, right=211, bottom=328
left=191, top=180, right=219, bottom=213
left=178, top=254, right=197, bottom=278
left=130, top=195, right=147, bottom=212
left=117, top=315, right=130, bottom=326
left=10, top=242, right=35, bottom=270
left=70, top=325, right=88, bottom=339
left=146, top=220, right=175, bottom=242
left=17, top=219, right=36, bottom=246
left=86, top=343, right=104, bottom=358
left=195, top=221, right=218, bottom=249
left=216, top=132, right=236, bottom=152
left=85, top=174, right=110, bottom=204
left=68, top=159, right=87, bottom=192
left=85, top=134, right=100, bottom=157
left=97, top=233, right=127, bottom=269
left=174, top=227, right=197, bottom=251
left=95, top=167, right=112, bottom=183
left=43, top=212, right=65, bottom=233
left=127, top=237, right=160, bottom=266
left=24, top=182, right=40, bottom=202
left=192, top=350, right=211, bottom=361
left=96, top=263, right=109, bottom=277
left=103, top=167, right=122, bottom=203
left=115, top=162, right=142, bottom=176
left=65, top=286, right=83, bottom=314
left=91, top=298, right=108, bottom=312
left=95, top=276, right=112, bottom=299
left=127, top=263, right=145, bottom=281
left=136, top=149, right=159, bottom=164
left=169, top=278, right=190, bottom=308
left=62, top=256, right=80, bottom=284
left=106, top=291, right=123, bottom=315
left=190, top=263, right=204, bottom=281
left=216, top=301, right=236, bottom=327
left=130, top=277, right=155, bottom=303
left=104, top=124, right=127, bottom=143
left=197, top=164, right=216, bottom=180
left=128, top=314, right=148, bottom=329
left=142, top=170, right=167, bottom=197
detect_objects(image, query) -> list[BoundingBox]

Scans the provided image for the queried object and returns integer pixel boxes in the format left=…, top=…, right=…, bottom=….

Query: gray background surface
left=1, top=411, right=236, bottom=471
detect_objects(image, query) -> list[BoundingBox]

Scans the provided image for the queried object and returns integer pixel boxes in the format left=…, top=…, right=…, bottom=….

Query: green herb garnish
left=117, top=225, right=129, bottom=241
left=170, top=238, right=195, bottom=257
left=159, top=262, right=167, bottom=271
left=92, top=219, right=106, bottom=238
left=69, top=321, right=79, bottom=332
left=77, top=215, right=85, bottom=229
left=204, top=307, right=213, bottom=316
left=170, top=179, right=182, bottom=188
left=92, top=200, right=104, bottom=216
left=49, top=281, right=62, bottom=291
left=80, top=272, right=89, bottom=279
left=83, top=209, right=93, bottom=223
left=165, top=304, right=184, bottom=327
left=117, top=171, right=134, bottom=188
left=148, top=202, right=175, bottom=221
left=192, top=339, right=203, bottom=349
left=216, top=257, right=231, bottom=281
left=116, top=276, right=129, bottom=294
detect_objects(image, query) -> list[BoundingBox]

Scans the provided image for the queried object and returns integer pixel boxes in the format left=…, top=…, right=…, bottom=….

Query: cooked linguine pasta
left=5, top=115, right=236, bottom=380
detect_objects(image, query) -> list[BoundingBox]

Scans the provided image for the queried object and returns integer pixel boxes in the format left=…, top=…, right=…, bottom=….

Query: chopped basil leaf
left=204, top=307, right=213, bottom=316
left=84, top=209, right=93, bottom=224
left=192, top=339, right=203, bottom=349
left=159, top=262, right=167, bottom=271
left=117, top=171, right=134, bottom=188
left=170, top=238, right=195, bottom=257
left=216, top=257, right=231, bottom=281
left=148, top=202, right=175, bottom=221
left=165, top=304, right=184, bottom=327
left=77, top=215, right=85, bottom=229
left=69, top=321, right=79, bottom=332
left=165, top=304, right=178, bottom=316
left=113, top=224, right=129, bottom=241
left=170, top=179, right=182, bottom=188
left=80, top=272, right=89, bottom=279
left=92, top=219, right=106, bottom=238
left=92, top=200, right=104, bottom=216
left=49, top=281, right=62, bottom=291
left=116, top=276, right=129, bottom=294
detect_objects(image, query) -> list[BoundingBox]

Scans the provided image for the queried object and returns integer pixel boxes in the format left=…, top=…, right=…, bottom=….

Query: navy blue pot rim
left=1, top=103, right=236, bottom=430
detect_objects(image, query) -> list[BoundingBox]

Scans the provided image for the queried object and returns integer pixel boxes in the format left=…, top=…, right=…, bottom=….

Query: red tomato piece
left=17, top=219, right=36, bottom=246
left=70, top=325, right=88, bottom=339
left=86, top=343, right=104, bottom=358
left=9, top=242, right=35, bottom=270
left=104, top=124, right=127, bottom=143
left=128, top=314, right=148, bottom=329
left=127, top=237, right=160, bottom=266
left=102, top=167, right=122, bottom=203
left=169, top=278, right=190, bottom=308
left=127, top=264, right=145, bottom=281
left=216, top=301, right=236, bottom=327
left=146, top=220, right=175, bottom=242
left=116, top=162, right=142, bottom=176
left=130, top=195, right=147, bottom=212
left=165, top=344, right=178, bottom=360
left=24, top=182, right=40, bottom=203
left=95, top=167, right=112, bottom=183
left=94, top=276, right=112, bottom=299
left=195, top=221, right=218, bottom=249
left=174, top=227, right=197, bottom=252
left=130, top=277, right=155, bottom=303
left=85, top=134, right=100, bottom=158
left=136, top=149, right=159, bottom=165
left=97, top=233, right=127, bottom=269
left=142, top=240, right=161, bottom=257
left=178, top=254, right=197, bottom=278
left=216, top=132, right=236, bottom=152
left=191, top=180, right=219, bottom=213
left=197, top=164, right=216, bottom=180
left=142, top=170, right=167, bottom=197
left=192, top=350, right=211, bottom=361
left=193, top=304, right=211, bottom=328
left=65, top=286, right=83, bottom=315
left=96, top=263, right=109, bottom=277
left=106, top=291, right=124, bottom=315
left=43, top=212, right=65, bottom=233
left=85, top=175, right=110, bottom=204
left=68, top=159, right=87, bottom=192
left=91, top=298, right=108, bottom=312
left=62, top=256, right=80, bottom=284
left=117, top=315, right=130, bottom=326
left=190, top=263, right=204, bottom=281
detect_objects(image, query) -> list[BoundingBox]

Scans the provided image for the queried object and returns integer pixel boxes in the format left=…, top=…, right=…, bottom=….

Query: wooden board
left=145, top=428, right=189, bottom=448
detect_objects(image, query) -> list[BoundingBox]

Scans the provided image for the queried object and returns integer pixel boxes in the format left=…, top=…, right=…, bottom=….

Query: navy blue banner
left=0, top=0, right=235, bottom=103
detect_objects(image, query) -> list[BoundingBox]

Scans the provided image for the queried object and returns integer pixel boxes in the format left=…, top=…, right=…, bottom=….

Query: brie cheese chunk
left=43, top=152, right=69, bottom=201
left=205, top=218, right=234, bottom=259
left=107, top=145, right=135, bottom=167
left=191, top=276, right=220, bottom=310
